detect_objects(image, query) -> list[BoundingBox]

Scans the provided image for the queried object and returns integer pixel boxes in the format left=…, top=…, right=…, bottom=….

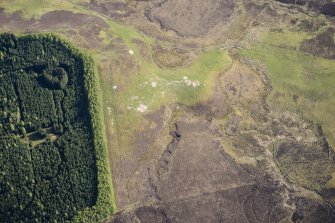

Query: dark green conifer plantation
left=0, top=33, right=115, bottom=223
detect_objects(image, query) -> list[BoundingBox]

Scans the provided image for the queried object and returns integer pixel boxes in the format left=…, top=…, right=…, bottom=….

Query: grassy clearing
left=240, top=29, right=335, bottom=148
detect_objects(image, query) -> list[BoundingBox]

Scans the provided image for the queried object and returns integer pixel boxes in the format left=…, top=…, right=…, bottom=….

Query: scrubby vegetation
left=0, top=33, right=115, bottom=223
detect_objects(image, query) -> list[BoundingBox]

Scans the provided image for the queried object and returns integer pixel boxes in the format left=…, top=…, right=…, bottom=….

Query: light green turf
left=260, top=30, right=310, bottom=48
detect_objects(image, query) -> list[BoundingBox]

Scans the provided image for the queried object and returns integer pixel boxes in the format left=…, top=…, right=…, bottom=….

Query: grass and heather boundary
left=73, top=50, right=116, bottom=223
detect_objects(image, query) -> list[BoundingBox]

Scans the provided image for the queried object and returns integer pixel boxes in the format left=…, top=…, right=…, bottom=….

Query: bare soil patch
left=0, top=8, right=35, bottom=29
left=300, top=27, right=335, bottom=59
